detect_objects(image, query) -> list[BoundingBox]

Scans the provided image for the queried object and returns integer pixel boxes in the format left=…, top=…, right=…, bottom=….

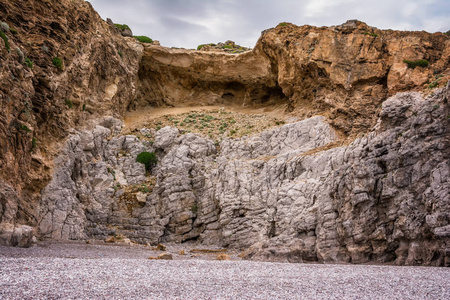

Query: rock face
left=137, top=20, right=450, bottom=137
left=37, top=84, right=449, bottom=266
left=38, top=117, right=152, bottom=240
left=0, top=0, right=143, bottom=243
left=1, top=0, right=449, bottom=266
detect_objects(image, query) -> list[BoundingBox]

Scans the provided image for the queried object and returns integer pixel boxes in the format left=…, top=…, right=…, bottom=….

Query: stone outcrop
left=136, top=20, right=449, bottom=138
left=0, top=0, right=143, bottom=243
left=1, top=0, right=449, bottom=266
left=37, top=84, right=449, bottom=266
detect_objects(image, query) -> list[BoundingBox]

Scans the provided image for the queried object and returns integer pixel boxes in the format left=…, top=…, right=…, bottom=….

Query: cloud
left=88, top=0, right=450, bottom=48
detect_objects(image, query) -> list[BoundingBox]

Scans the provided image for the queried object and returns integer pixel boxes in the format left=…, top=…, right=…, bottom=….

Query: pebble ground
left=1, top=242, right=449, bottom=299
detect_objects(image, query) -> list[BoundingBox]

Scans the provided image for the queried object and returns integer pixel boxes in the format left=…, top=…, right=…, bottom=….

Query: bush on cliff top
left=134, top=35, right=153, bottom=43
left=136, top=151, right=157, bottom=172
left=114, top=23, right=131, bottom=31
left=403, top=59, right=429, bottom=69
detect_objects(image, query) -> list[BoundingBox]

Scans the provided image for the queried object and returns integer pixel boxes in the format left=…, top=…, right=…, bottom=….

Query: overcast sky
left=88, top=0, right=450, bottom=49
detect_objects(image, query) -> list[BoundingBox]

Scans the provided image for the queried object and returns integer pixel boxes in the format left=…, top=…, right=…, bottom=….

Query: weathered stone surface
left=0, top=182, right=36, bottom=247
left=157, top=253, right=173, bottom=260
left=36, top=84, right=449, bottom=266
left=38, top=117, right=152, bottom=240
left=0, top=0, right=143, bottom=241
left=154, top=127, right=179, bottom=151
left=1, top=0, right=449, bottom=265
left=136, top=20, right=449, bottom=139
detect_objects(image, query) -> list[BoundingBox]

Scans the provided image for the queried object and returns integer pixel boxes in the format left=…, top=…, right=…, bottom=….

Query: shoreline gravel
left=1, top=242, right=449, bottom=299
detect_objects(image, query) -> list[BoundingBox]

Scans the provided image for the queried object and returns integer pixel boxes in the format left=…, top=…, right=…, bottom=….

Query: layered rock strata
left=0, top=0, right=449, bottom=266
left=38, top=85, right=449, bottom=266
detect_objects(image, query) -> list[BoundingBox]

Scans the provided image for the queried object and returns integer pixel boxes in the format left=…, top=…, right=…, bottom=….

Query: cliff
left=0, top=0, right=449, bottom=266
left=0, top=0, right=142, bottom=244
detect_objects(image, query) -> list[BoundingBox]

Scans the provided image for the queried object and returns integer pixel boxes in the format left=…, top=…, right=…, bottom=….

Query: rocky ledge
left=21, top=84, right=448, bottom=266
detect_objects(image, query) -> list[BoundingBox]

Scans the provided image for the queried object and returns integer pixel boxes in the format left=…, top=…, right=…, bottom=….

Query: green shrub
left=53, top=56, right=63, bottom=69
left=222, top=45, right=232, bottom=49
left=197, top=44, right=205, bottom=50
left=278, top=22, right=287, bottom=27
left=403, top=59, right=429, bottom=69
left=364, top=32, right=378, bottom=37
left=65, top=99, right=73, bottom=108
left=10, top=28, right=17, bottom=35
left=31, top=137, right=37, bottom=151
left=136, top=151, right=157, bottom=172
left=20, top=124, right=31, bottom=132
left=114, top=23, right=131, bottom=31
left=0, top=30, right=10, bottom=51
left=118, top=50, right=123, bottom=57
left=134, top=35, right=153, bottom=43
left=25, top=57, right=33, bottom=68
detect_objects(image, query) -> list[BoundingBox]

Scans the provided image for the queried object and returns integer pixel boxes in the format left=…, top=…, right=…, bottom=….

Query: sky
left=88, top=0, right=450, bottom=49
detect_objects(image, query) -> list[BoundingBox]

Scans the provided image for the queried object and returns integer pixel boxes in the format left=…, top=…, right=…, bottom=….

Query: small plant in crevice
left=31, top=137, right=37, bottom=151
left=20, top=124, right=31, bottom=132
left=52, top=56, right=63, bottom=69
left=65, top=99, right=73, bottom=108
left=278, top=22, right=287, bottom=27
left=197, top=44, right=205, bottom=50
left=403, top=59, right=429, bottom=69
left=82, top=103, right=86, bottom=111
left=25, top=57, right=33, bottom=68
left=136, top=151, right=157, bottom=173
left=364, top=32, right=378, bottom=37
left=0, top=30, right=10, bottom=52
left=107, top=167, right=116, bottom=180
left=118, top=50, right=123, bottom=57
left=191, top=204, right=199, bottom=214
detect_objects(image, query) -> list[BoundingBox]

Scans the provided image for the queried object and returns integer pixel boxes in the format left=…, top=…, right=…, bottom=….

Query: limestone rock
left=154, top=127, right=179, bottom=151
left=157, top=253, right=173, bottom=260
left=217, top=254, right=230, bottom=260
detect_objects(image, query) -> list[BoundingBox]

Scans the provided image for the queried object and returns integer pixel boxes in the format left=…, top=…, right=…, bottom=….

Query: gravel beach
left=1, top=242, right=449, bottom=299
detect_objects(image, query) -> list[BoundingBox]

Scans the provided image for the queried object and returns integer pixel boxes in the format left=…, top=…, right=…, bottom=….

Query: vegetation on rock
left=364, top=32, right=378, bottom=37
left=65, top=99, right=73, bottom=108
left=114, top=23, right=131, bottom=31
left=403, top=59, right=429, bottom=69
left=25, top=57, right=33, bottom=68
left=136, top=151, right=157, bottom=172
left=0, top=30, right=10, bottom=51
left=134, top=35, right=153, bottom=43
left=52, top=56, right=63, bottom=69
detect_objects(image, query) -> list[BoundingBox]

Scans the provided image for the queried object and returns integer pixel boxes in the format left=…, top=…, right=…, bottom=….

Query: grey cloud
left=89, top=0, right=450, bottom=49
